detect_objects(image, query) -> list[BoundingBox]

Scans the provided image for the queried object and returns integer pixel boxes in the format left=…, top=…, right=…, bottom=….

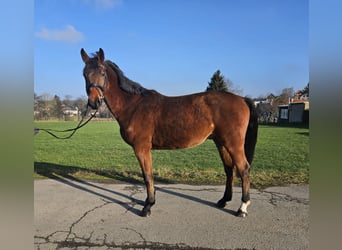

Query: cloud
left=35, top=25, right=84, bottom=43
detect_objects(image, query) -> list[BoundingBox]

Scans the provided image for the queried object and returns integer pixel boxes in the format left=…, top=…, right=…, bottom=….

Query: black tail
left=244, top=97, right=258, bottom=164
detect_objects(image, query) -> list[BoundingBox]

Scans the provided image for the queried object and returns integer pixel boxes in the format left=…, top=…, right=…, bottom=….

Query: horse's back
left=149, top=92, right=214, bottom=149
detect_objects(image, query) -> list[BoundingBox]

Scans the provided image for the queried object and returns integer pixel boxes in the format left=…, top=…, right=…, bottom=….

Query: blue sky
left=34, top=0, right=308, bottom=99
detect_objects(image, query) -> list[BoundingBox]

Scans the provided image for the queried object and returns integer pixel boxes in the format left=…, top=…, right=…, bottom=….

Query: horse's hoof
left=216, top=199, right=227, bottom=208
left=140, top=208, right=151, bottom=217
left=236, top=209, right=248, bottom=217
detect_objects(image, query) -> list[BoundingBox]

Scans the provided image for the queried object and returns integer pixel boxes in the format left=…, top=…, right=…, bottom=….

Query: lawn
left=34, top=121, right=309, bottom=188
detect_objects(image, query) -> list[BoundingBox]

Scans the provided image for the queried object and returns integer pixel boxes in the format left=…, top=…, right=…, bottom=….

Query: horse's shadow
left=35, top=162, right=144, bottom=216
left=34, top=162, right=237, bottom=216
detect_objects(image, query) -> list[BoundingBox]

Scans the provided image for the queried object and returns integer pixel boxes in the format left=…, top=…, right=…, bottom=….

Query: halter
left=85, top=67, right=108, bottom=104
left=86, top=83, right=105, bottom=96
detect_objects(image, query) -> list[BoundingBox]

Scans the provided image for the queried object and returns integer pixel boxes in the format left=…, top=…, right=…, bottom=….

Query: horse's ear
left=80, top=48, right=90, bottom=63
left=98, top=48, right=105, bottom=63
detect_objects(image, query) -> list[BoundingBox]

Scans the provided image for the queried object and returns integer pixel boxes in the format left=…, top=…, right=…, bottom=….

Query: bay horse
left=80, top=48, right=258, bottom=217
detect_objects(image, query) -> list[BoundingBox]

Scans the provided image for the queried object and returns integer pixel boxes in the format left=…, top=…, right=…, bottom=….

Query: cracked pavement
left=35, top=179, right=309, bottom=249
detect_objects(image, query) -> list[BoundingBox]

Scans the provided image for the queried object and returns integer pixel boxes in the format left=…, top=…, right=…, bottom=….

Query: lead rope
left=34, top=107, right=98, bottom=139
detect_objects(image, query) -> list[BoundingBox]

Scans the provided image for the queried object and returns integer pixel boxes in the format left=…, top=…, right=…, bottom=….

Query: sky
left=34, top=0, right=308, bottom=99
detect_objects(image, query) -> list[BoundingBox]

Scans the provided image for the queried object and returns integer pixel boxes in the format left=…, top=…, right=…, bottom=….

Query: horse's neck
left=104, top=70, right=139, bottom=121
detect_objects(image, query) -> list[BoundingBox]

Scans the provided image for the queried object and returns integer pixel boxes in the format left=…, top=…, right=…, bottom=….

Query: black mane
left=105, top=60, right=151, bottom=95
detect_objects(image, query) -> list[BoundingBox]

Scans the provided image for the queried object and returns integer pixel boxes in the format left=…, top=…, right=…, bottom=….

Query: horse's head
left=80, top=48, right=108, bottom=110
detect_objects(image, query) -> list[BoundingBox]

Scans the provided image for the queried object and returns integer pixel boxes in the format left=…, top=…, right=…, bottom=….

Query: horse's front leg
left=134, top=146, right=155, bottom=217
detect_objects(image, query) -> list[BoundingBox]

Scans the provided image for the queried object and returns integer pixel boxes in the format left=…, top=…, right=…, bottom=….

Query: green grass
left=34, top=121, right=309, bottom=188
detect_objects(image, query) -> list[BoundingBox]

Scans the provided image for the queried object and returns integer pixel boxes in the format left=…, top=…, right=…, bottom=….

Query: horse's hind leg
left=214, top=142, right=234, bottom=208
left=232, top=151, right=251, bottom=217
left=134, top=146, right=155, bottom=217
left=217, top=140, right=251, bottom=217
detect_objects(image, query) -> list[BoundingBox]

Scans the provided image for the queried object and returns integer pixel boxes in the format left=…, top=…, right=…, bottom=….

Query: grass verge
left=34, top=122, right=309, bottom=188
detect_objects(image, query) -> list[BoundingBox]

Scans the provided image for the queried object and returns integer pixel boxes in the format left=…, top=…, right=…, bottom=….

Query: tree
left=302, top=82, right=309, bottom=97
left=276, top=87, right=294, bottom=105
left=63, top=95, right=73, bottom=107
left=36, top=93, right=53, bottom=120
left=52, top=95, right=63, bottom=119
left=206, top=70, right=228, bottom=92
left=74, top=96, right=88, bottom=117
left=206, top=70, right=243, bottom=95
left=224, top=77, right=243, bottom=95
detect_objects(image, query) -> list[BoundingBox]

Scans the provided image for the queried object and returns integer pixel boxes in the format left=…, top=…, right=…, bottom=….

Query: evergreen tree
left=206, top=70, right=228, bottom=92
left=303, top=82, right=309, bottom=97
left=52, top=95, right=64, bottom=119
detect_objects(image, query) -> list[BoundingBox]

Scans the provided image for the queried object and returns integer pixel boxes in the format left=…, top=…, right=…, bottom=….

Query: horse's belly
left=151, top=122, right=214, bottom=150
left=151, top=101, right=215, bottom=149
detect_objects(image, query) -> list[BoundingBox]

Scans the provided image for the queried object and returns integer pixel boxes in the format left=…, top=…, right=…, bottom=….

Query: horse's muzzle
left=86, top=83, right=105, bottom=110
left=87, top=97, right=102, bottom=110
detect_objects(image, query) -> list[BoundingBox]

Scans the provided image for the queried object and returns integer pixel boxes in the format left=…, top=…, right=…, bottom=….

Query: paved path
left=34, top=178, right=309, bottom=249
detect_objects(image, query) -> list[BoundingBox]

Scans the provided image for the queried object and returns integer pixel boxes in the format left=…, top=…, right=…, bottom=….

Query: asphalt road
left=34, top=178, right=309, bottom=250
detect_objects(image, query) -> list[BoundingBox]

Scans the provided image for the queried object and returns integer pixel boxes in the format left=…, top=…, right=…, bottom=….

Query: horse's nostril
left=88, top=99, right=98, bottom=110
left=88, top=97, right=103, bottom=110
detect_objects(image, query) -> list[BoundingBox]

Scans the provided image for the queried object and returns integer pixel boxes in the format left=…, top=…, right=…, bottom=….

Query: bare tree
left=74, top=96, right=88, bottom=117
left=225, top=77, right=243, bottom=95
left=277, top=87, right=294, bottom=105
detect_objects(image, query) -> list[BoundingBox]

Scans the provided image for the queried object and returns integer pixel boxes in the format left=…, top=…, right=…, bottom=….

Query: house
left=278, top=105, right=289, bottom=122
left=63, top=106, right=79, bottom=117
left=278, top=101, right=309, bottom=124
left=293, top=90, right=309, bottom=101
left=254, top=93, right=276, bottom=106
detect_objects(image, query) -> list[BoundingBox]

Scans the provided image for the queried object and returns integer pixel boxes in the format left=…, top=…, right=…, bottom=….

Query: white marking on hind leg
left=239, top=200, right=251, bottom=214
